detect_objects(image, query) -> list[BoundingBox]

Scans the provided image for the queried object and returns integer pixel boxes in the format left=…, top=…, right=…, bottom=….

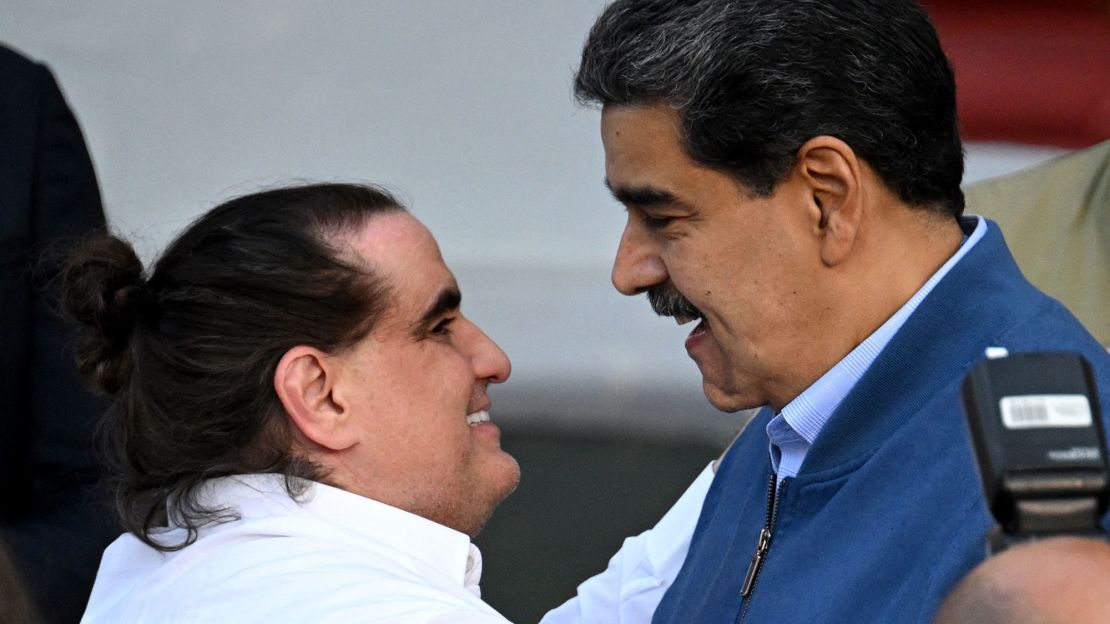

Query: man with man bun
left=69, top=184, right=520, bottom=623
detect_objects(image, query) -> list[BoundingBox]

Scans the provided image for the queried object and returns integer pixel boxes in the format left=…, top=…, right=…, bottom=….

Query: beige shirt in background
left=965, top=139, right=1110, bottom=346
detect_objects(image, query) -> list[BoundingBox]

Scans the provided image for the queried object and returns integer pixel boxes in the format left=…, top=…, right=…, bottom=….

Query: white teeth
left=466, top=410, right=490, bottom=426
left=675, top=313, right=696, bottom=326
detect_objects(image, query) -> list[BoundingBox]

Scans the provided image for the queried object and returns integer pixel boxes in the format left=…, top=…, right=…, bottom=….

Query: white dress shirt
left=82, top=474, right=510, bottom=624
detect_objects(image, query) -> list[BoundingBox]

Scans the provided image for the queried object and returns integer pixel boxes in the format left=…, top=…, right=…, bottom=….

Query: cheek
left=396, top=350, right=473, bottom=407
left=668, top=235, right=732, bottom=289
left=383, top=419, right=472, bottom=482
left=374, top=350, right=476, bottom=451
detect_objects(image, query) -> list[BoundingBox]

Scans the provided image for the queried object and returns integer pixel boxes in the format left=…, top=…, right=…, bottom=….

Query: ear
left=796, top=136, right=863, bottom=267
left=274, top=345, right=358, bottom=451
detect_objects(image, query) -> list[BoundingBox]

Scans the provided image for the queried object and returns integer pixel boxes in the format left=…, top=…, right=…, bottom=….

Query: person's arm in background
left=0, top=43, right=119, bottom=624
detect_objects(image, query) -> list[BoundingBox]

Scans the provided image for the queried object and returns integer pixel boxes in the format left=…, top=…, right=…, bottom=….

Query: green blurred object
left=966, top=139, right=1110, bottom=345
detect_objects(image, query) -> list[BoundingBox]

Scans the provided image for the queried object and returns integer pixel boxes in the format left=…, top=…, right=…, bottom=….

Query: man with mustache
left=548, top=0, right=1110, bottom=622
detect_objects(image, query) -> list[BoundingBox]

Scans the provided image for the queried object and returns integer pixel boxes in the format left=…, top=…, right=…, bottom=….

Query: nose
left=611, top=218, right=668, bottom=296
left=466, top=319, right=511, bottom=384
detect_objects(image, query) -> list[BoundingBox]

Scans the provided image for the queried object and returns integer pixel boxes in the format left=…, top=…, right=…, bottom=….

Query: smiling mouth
left=684, top=316, right=711, bottom=354
left=674, top=311, right=700, bottom=326
left=688, top=317, right=709, bottom=336
left=466, top=410, right=491, bottom=426
left=672, top=307, right=709, bottom=340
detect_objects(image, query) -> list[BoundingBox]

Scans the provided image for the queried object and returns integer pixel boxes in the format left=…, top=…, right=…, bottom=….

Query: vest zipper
left=737, top=470, right=783, bottom=624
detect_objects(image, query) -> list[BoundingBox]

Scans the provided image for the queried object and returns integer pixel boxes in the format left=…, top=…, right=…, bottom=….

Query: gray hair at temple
left=575, top=0, right=966, bottom=217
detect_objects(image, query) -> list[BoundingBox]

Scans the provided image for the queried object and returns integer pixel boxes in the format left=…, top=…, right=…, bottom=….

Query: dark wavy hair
left=61, top=183, right=402, bottom=550
left=576, top=0, right=965, bottom=217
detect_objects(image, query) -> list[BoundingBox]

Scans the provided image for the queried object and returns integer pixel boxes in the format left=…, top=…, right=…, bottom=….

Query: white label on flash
left=1000, top=394, right=1092, bottom=429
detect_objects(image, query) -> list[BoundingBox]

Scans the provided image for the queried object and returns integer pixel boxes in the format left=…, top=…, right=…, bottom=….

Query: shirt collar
left=771, top=215, right=987, bottom=451
left=186, top=474, right=482, bottom=596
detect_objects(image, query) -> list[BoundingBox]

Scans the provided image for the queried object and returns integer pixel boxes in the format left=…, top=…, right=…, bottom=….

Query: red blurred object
left=923, top=0, right=1110, bottom=148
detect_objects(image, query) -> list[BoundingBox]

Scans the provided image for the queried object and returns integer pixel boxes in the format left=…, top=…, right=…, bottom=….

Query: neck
left=843, top=206, right=963, bottom=348
left=770, top=206, right=963, bottom=410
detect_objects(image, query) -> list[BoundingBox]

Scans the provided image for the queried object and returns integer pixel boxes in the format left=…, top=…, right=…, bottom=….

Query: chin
left=492, top=453, right=522, bottom=500
left=703, top=379, right=760, bottom=413
left=463, top=455, right=521, bottom=538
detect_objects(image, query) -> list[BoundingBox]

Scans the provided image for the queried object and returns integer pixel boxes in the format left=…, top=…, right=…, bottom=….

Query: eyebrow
left=412, top=286, right=462, bottom=336
left=604, top=180, right=681, bottom=208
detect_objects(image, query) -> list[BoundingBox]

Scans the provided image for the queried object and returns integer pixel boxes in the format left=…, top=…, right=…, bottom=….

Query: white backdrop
left=1, top=2, right=1068, bottom=442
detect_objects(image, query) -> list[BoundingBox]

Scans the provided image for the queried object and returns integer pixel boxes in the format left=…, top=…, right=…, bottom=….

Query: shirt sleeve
left=538, top=463, right=714, bottom=624
left=426, top=610, right=514, bottom=624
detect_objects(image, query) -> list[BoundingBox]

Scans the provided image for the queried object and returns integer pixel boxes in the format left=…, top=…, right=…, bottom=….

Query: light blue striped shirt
left=767, top=215, right=987, bottom=482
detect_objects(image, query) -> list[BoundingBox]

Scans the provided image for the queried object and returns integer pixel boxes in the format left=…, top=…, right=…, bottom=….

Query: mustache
left=647, top=284, right=702, bottom=319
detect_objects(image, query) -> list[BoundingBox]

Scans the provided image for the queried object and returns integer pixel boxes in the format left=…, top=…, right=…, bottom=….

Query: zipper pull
left=740, top=528, right=772, bottom=598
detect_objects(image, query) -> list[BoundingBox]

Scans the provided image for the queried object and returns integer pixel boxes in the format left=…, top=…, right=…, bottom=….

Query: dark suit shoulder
left=0, top=43, right=48, bottom=93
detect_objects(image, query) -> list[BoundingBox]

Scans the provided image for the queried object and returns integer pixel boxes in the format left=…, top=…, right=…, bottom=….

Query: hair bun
left=61, top=235, right=147, bottom=395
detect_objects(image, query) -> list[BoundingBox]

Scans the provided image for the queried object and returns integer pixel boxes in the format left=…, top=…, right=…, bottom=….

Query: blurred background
left=2, top=1, right=1106, bottom=622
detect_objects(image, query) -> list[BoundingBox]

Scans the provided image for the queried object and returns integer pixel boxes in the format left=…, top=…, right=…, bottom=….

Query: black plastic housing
left=961, top=352, right=1108, bottom=536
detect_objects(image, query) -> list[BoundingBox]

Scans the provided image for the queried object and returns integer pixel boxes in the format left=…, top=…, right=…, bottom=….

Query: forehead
left=602, top=104, right=752, bottom=202
left=342, top=211, right=455, bottom=310
left=600, top=105, right=703, bottom=190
